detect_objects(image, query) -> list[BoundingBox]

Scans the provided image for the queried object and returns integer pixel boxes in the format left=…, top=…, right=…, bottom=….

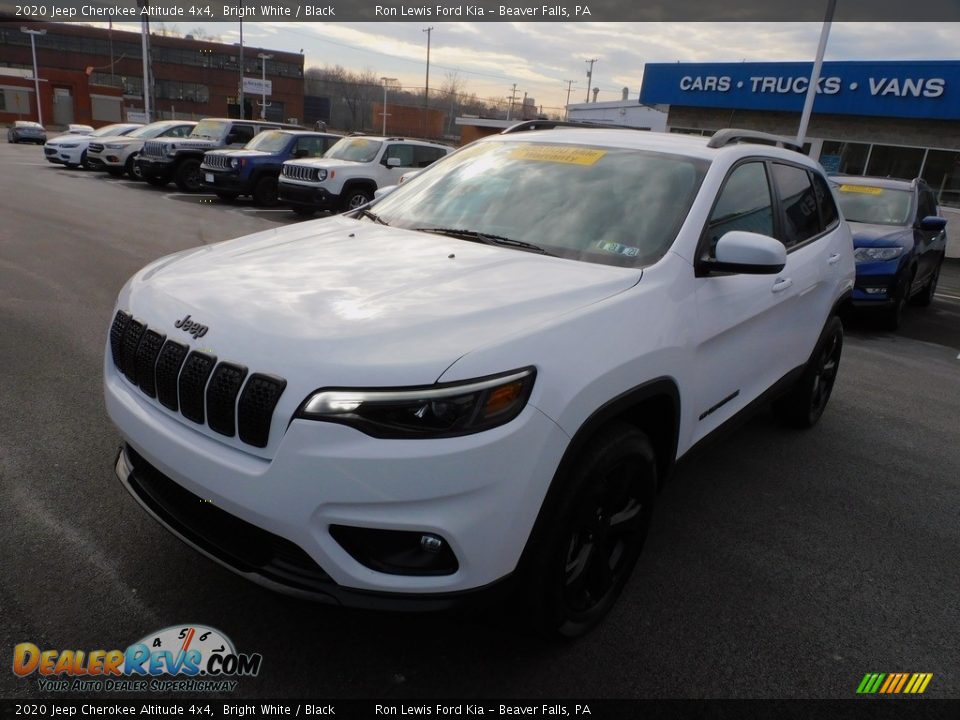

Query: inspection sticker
left=838, top=184, right=884, bottom=194
left=510, top=144, right=607, bottom=165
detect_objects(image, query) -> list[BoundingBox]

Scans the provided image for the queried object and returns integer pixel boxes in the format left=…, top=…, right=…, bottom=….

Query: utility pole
left=422, top=27, right=433, bottom=108
left=563, top=79, right=576, bottom=119
left=585, top=58, right=598, bottom=103
left=257, top=53, right=272, bottom=120
left=381, top=76, right=396, bottom=135
left=796, top=0, right=836, bottom=146
left=238, top=20, right=244, bottom=119
left=20, top=27, right=45, bottom=126
left=136, top=0, right=152, bottom=123
left=506, top=83, right=518, bottom=121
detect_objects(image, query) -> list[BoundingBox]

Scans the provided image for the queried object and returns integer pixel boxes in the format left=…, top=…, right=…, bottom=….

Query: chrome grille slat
left=282, top=164, right=317, bottom=182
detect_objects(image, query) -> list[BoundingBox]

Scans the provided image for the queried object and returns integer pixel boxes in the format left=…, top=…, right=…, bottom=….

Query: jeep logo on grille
left=174, top=314, right=209, bottom=339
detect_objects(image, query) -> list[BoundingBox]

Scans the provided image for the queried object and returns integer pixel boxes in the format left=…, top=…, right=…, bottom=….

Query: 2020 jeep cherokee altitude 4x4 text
left=105, top=124, right=854, bottom=636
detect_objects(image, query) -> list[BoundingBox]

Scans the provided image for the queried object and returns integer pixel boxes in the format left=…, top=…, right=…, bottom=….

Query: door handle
left=771, top=278, right=793, bottom=293
left=828, top=253, right=842, bottom=265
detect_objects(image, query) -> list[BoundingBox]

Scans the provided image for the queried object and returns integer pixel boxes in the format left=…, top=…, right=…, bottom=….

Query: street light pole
left=20, top=27, right=46, bottom=126
left=258, top=52, right=272, bottom=120
left=796, top=0, right=837, bottom=146
left=238, top=20, right=244, bottom=119
left=381, top=77, right=396, bottom=135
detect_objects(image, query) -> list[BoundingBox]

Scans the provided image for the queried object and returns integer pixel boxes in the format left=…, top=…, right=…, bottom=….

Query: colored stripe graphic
left=856, top=673, right=932, bottom=694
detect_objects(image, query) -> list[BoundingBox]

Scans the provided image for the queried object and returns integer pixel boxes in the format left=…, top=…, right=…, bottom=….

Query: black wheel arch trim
left=514, top=377, right=680, bottom=576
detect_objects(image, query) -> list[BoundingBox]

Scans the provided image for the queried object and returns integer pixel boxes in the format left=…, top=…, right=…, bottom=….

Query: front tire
left=252, top=175, right=279, bottom=207
left=523, top=423, right=657, bottom=638
left=773, top=315, right=843, bottom=428
left=174, top=158, right=203, bottom=192
left=339, top=187, right=373, bottom=212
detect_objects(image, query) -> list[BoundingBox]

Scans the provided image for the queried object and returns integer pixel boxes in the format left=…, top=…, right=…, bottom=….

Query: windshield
left=325, top=137, right=383, bottom=163
left=92, top=124, right=134, bottom=137
left=190, top=120, right=228, bottom=140
left=834, top=184, right=912, bottom=226
left=245, top=130, right=290, bottom=152
left=372, top=140, right=709, bottom=268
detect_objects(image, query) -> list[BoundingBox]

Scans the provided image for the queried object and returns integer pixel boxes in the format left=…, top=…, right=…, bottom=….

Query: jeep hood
left=122, top=216, right=641, bottom=390
left=284, top=157, right=366, bottom=171
left=206, top=149, right=272, bottom=159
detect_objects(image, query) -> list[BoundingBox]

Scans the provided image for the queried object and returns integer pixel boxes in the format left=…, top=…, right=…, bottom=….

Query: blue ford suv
left=833, top=176, right=948, bottom=329
left=201, top=130, right=342, bottom=206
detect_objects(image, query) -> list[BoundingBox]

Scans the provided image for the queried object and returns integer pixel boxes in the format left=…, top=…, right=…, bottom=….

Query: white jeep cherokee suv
left=105, top=124, right=854, bottom=636
left=278, top=134, right=452, bottom=215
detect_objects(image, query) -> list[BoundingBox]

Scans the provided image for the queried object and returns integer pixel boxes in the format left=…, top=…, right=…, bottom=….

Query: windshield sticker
left=510, top=145, right=607, bottom=166
left=597, top=241, right=641, bottom=257
left=838, top=184, right=884, bottom=195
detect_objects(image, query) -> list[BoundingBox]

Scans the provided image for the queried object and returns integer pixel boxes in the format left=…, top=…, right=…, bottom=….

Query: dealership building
left=639, top=60, right=960, bottom=209
left=0, top=21, right=304, bottom=127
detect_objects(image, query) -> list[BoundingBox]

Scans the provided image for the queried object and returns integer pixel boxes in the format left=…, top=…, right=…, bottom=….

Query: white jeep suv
left=278, top=134, right=452, bottom=215
left=105, top=124, right=854, bottom=636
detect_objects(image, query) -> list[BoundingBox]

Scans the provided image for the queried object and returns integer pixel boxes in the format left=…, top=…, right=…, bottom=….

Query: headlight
left=853, top=246, right=904, bottom=263
left=314, top=168, right=327, bottom=181
left=297, top=368, right=536, bottom=438
left=105, top=142, right=126, bottom=149
left=230, top=158, right=245, bottom=169
left=60, top=143, right=79, bottom=149
left=164, top=144, right=177, bottom=156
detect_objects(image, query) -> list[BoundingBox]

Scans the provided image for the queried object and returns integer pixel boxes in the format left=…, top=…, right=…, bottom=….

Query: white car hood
left=122, top=216, right=640, bottom=389
left=284, top=157, right=365, bottom=171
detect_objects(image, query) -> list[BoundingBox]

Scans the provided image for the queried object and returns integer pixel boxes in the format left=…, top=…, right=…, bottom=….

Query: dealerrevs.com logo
left=13, top=625, right=262, bottom=693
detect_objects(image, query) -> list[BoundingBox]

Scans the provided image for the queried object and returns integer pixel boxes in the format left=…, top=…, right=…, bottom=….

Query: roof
left=276, top=130, right=343, bottom=137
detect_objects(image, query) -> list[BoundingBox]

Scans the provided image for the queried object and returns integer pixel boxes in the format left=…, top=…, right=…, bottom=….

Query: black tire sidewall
left=175, top=158, right=202, bottom=192
left=524, top=423, right=657, bottom=638
left=253, top=176, right=279, bottom=206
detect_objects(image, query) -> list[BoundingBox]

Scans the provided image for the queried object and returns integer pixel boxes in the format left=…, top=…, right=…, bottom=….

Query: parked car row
left=32, top=115, right=454, bottom=210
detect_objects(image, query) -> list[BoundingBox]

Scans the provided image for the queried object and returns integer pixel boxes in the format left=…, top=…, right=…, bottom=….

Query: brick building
left=0, top=20, right=304, bottom=128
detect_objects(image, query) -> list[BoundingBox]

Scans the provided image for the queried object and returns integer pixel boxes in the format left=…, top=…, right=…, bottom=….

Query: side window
left=383, top=143, right=415, bottom=167
left=231, top=124, right=255, bottom=144
left=413, top=146, right=446, bottom=168
left=704, top=162, right=774, bottom=257
left=811, top=171, right=839, bottom=230
left=772, top=163, right=820, bottom=247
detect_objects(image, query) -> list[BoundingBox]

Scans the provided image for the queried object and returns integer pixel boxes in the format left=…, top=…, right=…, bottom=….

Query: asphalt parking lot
left=1, top=139, right=958, bottom=701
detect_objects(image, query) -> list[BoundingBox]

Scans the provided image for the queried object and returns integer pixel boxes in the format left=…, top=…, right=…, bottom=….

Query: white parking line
left=934, top=292, right=960, bottom=302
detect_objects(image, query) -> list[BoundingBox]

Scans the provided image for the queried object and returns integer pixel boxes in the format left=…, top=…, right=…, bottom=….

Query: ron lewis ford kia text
left=105, top=124, right=854, bottom=636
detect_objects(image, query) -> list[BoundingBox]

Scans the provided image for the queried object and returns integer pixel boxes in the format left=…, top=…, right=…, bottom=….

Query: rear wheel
left=913, top=257, right=943, bottom=307
left=773, top=315, right=843, bottom=428
left=523, top=423, right=657, bottom=638
left=252, top=175, right=279, bottom=207
left=174, top=158, right=203, bottom=192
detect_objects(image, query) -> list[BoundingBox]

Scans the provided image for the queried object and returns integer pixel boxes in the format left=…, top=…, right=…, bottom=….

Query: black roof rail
left=707, top=129, right=803, bottom=153
left=500, top=119, right=649, bottom=134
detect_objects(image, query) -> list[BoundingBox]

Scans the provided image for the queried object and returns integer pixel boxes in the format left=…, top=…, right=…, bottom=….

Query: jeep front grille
left=110, top=311, right=286, bottom=448
left=203, top=154, right=231, bottom=170
left=282, top=164, right=318, bottom=182
left=88, top=143, right=104, bottom=153
left=141, top=141, right=165, bottom=158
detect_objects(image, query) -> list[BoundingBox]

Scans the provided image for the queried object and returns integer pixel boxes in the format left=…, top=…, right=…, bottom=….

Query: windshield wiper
left=354, top=208, right=389, bottom=225
left=416, top=227, right=554, bottom=255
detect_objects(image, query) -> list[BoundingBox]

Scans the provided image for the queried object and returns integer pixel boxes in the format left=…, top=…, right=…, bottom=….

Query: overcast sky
left=110, top=22, right=960, bottom=111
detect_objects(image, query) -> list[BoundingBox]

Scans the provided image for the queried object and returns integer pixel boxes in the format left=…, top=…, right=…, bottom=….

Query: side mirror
left=374, top=185, right=397, bottom=199
left=919, top=216, right=947, bottom=232
left=385, top=157, right=401, bottom=167
left=704, top=231, right=787, bottom=275
left=294, top=148, right=309, bottom=158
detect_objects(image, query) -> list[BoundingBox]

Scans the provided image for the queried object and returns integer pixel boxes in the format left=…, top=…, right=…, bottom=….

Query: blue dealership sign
left=639, top=61, right=960, bottom=120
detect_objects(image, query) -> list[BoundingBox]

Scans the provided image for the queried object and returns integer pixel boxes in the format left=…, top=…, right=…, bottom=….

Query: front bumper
left=200, top=168, right=250, bottom=193
left=44, top=145, right=82, bottom=165
left=105, top=359, right=568, bottom=601
left=851, top=257, right=904, bottom=305
left=278, top=180, right=338, bottom=210
left=137, top=156, right=174, bottom=179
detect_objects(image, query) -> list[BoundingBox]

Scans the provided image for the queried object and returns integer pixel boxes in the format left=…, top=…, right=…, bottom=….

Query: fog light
left=864, top=288, right=887, bottom=295
left=329, top=525, right=458, bottom=576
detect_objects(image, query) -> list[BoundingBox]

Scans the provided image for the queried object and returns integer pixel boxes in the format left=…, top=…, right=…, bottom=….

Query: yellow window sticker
left=510, top=145, right=607, bottom=166
left=839, top=184, right=884, bottom=195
